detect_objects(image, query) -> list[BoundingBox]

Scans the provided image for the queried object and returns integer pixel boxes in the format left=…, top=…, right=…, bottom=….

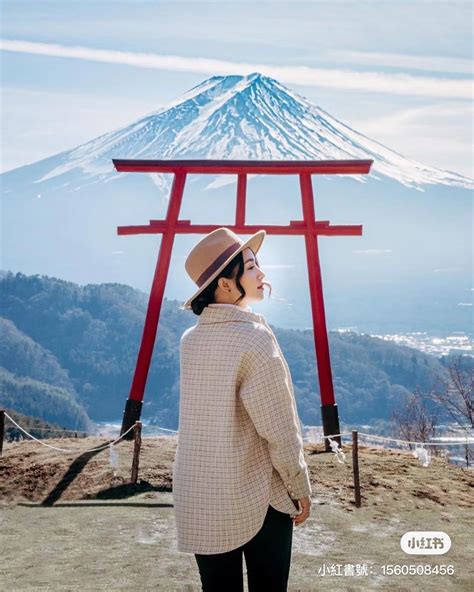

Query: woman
left=174, top=227, right=312, bottom=592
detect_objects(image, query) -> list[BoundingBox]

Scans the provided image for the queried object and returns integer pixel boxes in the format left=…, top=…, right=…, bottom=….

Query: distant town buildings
left=335, top=329, right=473, bottom=358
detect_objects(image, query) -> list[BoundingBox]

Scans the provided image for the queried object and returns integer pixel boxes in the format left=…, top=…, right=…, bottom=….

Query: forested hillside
left=0, top=368, right=92, bottom=431
left=1, top=271, right=459, bottom=429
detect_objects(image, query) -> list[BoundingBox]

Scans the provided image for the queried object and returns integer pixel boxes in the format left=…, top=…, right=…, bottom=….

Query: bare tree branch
left=426, top=355, right=473, bottom=430
left=391, top=388, right=439, bottom=452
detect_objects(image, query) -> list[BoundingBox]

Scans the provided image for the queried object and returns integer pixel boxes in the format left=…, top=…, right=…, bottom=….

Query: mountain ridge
left=2, top=73, right=471, bottom=192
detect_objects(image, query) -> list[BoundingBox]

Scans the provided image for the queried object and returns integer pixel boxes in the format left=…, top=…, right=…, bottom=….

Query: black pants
left=194, top=505, right=293, bottom=592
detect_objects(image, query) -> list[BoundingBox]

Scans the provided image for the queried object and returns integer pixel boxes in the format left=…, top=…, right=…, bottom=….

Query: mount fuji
left=1, top=73, right=472, bottom=333
left=3, top=73, right=471, bottom=192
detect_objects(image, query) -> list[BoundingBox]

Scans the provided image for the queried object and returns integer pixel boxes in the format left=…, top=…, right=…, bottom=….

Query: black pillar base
left=120, top=399, right=143, bottom=440
left=321, top=403, right=341, bottom=452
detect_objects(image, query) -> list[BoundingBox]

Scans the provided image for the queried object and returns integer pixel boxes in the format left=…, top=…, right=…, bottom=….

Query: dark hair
left=182, top=250, right=271, bottom=316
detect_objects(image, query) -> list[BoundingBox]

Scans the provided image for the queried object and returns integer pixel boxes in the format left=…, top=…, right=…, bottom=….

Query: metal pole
left=352, top=430, right=361, bottom=507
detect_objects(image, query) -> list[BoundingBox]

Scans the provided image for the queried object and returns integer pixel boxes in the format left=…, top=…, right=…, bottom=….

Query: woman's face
left=216, top=247, right=266, bottom=306
left=239, top=247, right=266, bottom=303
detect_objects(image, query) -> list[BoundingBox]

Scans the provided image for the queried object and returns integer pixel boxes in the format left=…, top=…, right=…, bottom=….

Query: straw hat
left=183, top=227, right=266, bottom=310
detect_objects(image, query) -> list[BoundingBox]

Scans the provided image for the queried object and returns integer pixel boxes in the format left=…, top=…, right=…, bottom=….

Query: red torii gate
left=115, top=159, right=373, bottom=450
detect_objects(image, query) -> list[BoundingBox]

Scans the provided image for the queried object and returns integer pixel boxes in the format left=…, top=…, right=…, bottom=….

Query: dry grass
left=1, top=438, right=472, bottom=591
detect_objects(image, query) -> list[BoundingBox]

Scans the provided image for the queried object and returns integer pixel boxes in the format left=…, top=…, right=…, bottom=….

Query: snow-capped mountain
left=3, top=73, right=471, bottom=192
left=1, top=73, right=472, bottom=335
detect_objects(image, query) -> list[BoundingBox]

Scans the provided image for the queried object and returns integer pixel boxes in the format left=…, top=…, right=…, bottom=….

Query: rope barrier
left=303, top=429, right=473, bottom=469
left=7, top=425, right=179, bottom=436
left=303, top=430, right=473, bottom=447
left=145, top=426, right=178, bottom=434
left=3, top=412, right=471, bottom=453
left=303, top=431, right=353, bottom=441
left=3, top=425, right=96, bottom=435
left=3, top=412, right=136, bottom=454
left=3, top=419, right=178, bottom=438
left=357, top=431, right=473, bottom=447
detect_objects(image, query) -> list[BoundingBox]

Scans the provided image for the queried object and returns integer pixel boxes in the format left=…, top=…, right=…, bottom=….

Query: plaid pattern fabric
left=172, top=304, right=312, bottom=554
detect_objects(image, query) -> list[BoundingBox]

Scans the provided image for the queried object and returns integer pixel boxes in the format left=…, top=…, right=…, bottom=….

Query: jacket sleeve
left=239, top=335, right=312, bottom=500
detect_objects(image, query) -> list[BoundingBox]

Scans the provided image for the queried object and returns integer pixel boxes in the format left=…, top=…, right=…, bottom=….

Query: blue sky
left=1, top=0, right=472, bottom=176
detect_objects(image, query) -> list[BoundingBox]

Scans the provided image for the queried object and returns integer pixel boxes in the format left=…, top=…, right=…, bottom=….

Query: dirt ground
left=0, top=437, right=473, bottom=591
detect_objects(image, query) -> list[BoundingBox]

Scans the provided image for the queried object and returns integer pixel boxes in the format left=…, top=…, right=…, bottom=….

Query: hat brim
left=182, top=229, right=266, bottom=310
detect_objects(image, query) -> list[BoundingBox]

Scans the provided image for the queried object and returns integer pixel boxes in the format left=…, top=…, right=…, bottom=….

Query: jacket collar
left=198, top=304, right=264, bottom=325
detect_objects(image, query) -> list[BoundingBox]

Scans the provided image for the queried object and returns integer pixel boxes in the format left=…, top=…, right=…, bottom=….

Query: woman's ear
left=216, top=277, right=227, bottom=292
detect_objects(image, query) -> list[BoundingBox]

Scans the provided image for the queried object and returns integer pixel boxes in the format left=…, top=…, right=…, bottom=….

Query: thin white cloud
left=329, top=50, right=473, bottom=75
left=0, top=39, right=471, bottom=99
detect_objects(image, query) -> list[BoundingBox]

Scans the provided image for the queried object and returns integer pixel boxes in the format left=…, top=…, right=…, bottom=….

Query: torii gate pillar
left=114, top=159, right=373, bottom=450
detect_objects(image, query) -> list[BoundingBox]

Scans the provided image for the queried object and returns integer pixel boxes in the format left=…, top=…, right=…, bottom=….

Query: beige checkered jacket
left=172, top=303, right=312, bottom=554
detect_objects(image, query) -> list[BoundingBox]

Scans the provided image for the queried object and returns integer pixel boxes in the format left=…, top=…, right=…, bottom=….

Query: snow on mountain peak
left=12, top=73, right=473, bottom=190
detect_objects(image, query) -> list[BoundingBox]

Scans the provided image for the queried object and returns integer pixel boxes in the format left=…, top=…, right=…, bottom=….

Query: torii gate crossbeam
left=114, top=159, right=373, bottom=450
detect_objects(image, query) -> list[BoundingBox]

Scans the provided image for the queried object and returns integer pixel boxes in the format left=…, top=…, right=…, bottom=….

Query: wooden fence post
left=131, top=421, right=142, bottom=484
left=0, top=410, right=5, bottom=456
left=352, top=430, right=361, bottom=507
